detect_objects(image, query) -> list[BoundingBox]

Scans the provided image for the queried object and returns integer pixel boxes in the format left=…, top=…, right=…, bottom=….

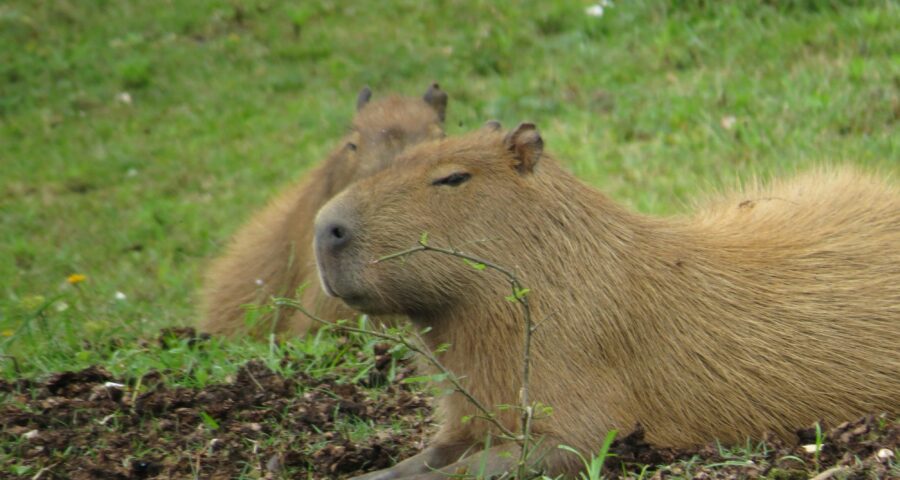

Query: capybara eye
left=431, top=172, right=471, bottom=187
left=346, top=142, right=357, bottom=151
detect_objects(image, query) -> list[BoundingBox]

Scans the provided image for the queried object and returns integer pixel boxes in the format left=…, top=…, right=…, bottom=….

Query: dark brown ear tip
left=516, top=122, right=538, bottom=133
left=423, top=83, right=448, bottom=122
left=356, top=86, right=373, bottom=111
left=424, top=84, right=448, bottom=101
left=504, top=122, right=542, bottom=145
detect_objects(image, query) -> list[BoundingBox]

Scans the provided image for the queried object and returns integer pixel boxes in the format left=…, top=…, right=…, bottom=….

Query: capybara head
left=324, top=84, right=448, bottom=196
left=314, top=122, right=560, bottom=316
left=199, top=84, right=449, bottom=338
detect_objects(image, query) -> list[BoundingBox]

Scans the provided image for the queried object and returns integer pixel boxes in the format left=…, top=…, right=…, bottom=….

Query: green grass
left=1, top=0, right=897, bottom=413
left=1, top=6, right=898, bottom=474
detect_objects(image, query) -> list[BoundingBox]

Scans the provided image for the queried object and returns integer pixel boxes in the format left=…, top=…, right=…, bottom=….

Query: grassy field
left=1, top=0, right=898, bottom=477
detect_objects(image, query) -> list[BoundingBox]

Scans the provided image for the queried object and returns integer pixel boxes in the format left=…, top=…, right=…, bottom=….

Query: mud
left=1, top=329, right=896, bottom=479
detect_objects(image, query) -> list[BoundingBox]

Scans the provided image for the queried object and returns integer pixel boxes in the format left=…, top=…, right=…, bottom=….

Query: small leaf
left=419, top=232, right=429, bottom=246
left=401, top=375, right=432, bottom=384
left=557, top=445, right=589, bottom=469
left=401, top=373, right=447, bottom=384
left=199, top=411, right=219, bottom=431
left=462, top=258, right=486, bottom=271
left=461, top=415, right=472, bottom=424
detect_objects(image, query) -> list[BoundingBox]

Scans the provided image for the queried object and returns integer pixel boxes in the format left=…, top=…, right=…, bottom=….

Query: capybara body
left=315, top=125, right=900, bottom=478
left=199, top=85, right=447, bottom=337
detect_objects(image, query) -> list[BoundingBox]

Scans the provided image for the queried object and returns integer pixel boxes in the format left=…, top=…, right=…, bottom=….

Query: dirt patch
left=1, top=333, right=432, bottom=479
left=608, top=417, right=897, bottom=479
left=1, top=330, right=896, bottom=479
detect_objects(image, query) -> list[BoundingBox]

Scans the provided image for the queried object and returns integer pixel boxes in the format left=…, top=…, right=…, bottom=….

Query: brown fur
left=198, top=85, right=447, bottom=337
left=314, top=125, right=900, bottom=478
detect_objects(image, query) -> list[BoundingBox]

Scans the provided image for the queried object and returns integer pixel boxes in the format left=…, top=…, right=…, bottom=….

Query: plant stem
left=376, top=240, right=538, bottom=477
left=277, top=297, right=517, bottom=440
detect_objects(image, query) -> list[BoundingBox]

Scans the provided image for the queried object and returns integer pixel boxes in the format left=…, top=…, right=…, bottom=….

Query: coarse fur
left=314, top=125, right=900, bottom=478
left=199, top=85, right=447, bottom=337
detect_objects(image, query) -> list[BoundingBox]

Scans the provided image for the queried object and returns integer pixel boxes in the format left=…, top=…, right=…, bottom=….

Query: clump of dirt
left=1, top=328, right=896, bottom=479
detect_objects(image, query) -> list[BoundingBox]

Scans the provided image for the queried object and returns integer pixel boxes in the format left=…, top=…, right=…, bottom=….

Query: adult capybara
left=199, top=84, right=448, bottom=337
left=314, top=124, right=899, bottom=478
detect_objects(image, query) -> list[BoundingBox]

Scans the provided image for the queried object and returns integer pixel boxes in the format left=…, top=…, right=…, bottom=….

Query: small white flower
left=23, top=429, right=39, bottom=440
left=116, top=92, right=132, bottom=105
left=126, top=168, right=138, bottom=178
left=104, top=381, right=125, bottom=388
left=55, top=301, right=69, bottom=312
left=255, top=278, right=264, bottom=286
left=114, top=291, right=127, bottom=301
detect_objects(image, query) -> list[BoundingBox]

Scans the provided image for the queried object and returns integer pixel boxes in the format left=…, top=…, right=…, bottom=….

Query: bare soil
left=1, top=329, right=896, bottom=479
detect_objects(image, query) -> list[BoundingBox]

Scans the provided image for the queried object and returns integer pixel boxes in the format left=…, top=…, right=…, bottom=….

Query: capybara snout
left=313, top=197, right=360, bottom=300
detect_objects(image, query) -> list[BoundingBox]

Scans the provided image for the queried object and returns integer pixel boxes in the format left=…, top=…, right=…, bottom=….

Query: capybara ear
left=503, top=122, right=543, bottom=174
left=423, top=82, right=448, bottom=122
left=356, top=86, right=373, bottom=111
left=482, top=120, right=502, bottom=132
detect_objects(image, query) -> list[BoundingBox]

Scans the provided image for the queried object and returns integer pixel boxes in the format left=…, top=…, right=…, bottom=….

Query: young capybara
left=314, top=124, right=899, bottom=478
left=199, top=84, right=448, bottom=337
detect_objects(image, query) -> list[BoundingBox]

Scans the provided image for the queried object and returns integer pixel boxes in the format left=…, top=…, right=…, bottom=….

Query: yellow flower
left=67, top=273, right=87, bottom=285
left=1, top=329, right=13, bottom=337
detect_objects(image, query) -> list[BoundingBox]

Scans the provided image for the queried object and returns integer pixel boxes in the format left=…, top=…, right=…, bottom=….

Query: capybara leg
left=406, top=441, right=575, bottom=479
left=353, top=444, right=521, bottom=479
left=349, top=441, right=474, bottom=480
left=406, top=443, right=519, bottom=479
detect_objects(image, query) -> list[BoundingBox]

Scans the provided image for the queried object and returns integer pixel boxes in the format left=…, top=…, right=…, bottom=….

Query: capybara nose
left=316, top=220, right=353, bottom=254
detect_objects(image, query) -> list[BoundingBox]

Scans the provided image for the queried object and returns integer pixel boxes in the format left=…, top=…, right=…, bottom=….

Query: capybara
left=314, top=124, right=899, bottom=478
left=199, top=84, right=448, bottom=337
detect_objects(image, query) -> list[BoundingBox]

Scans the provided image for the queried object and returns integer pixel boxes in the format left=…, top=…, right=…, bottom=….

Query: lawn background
left=1, top=0, right=898, bottom=378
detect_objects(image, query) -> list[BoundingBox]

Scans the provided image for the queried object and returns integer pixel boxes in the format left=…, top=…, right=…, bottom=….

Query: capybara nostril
left=316, top=220, right=353, bottom=254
